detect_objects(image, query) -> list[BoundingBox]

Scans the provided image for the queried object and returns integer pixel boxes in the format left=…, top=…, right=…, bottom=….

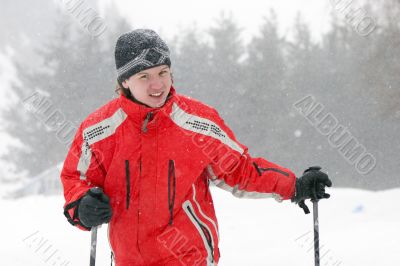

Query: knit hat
left=115, top=29, right=171, bottom=83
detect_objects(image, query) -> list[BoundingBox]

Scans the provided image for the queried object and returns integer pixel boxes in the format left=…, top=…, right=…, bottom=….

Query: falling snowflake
left=294, top=129, right=302, bottom=137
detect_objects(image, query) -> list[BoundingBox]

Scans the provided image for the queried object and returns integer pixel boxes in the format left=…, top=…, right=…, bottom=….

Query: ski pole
left=90, top=226, right=98, bottom=266
left=312, top=199, right=320, bottom=266
left=87, top=187, right=104, bottom=266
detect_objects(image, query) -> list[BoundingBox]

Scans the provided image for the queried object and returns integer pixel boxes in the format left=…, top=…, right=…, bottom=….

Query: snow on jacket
left=61, top=86, right=296, bottom=266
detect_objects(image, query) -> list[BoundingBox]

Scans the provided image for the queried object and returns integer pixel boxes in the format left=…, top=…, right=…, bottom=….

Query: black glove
left=78, top=187, right=112, bottom=228
left=291, top=166, right=332, bottom=214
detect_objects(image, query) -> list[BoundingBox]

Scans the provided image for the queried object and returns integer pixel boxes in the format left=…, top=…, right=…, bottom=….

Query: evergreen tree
left=171, top=25, right=212, bottom=101
left=241, top=10, right=288, bottom=157
left=206, top=12, right=245, bottom=134
left=3, top=8, right=130, bottom=178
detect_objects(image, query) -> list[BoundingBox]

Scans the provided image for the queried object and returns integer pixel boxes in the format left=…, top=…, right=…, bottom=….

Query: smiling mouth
left=149, top=92, right=163, bottom=97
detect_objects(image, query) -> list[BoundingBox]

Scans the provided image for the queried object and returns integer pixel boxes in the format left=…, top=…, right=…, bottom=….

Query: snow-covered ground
left=1, top=187, right=399, bottom=265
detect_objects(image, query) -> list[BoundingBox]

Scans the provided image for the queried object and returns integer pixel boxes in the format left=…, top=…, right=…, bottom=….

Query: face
left=122, top=65, right=173, bottom=108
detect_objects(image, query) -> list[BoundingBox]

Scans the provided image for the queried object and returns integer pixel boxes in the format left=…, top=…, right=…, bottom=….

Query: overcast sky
left=106, top=0, right=333, bottom=42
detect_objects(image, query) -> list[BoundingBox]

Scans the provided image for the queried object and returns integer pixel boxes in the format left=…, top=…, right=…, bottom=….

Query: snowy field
left=1, top=187, right=399, bottom=266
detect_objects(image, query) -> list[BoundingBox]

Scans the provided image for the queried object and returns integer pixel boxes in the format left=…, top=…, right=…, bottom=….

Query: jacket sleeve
left=205, top=111, right=296, bottom=201
left=60, top=123, right=107, bottom=230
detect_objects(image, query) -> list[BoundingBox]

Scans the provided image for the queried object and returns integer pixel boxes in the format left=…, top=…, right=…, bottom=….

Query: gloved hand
left=78, top=187, right=112, bottom=228
left=291, top=166, right=332, bottom=214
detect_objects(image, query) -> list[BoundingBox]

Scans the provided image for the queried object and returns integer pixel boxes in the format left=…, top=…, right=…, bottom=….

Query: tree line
left=4, top=1, right=400, bottom=189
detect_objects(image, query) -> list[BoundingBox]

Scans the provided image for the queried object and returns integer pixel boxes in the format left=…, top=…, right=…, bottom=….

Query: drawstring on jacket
left=168, top=160, right=176, bottom=225
left=142, top=112, right=153, bottom=133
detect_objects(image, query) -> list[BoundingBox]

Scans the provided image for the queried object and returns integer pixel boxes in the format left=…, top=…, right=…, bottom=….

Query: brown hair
left=115, top=81, right=133, bottom=99
left=115, top=71, right=174, bottom=99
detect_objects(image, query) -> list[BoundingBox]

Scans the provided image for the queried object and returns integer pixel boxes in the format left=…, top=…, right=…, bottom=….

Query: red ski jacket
left=61, top=86, right=296, bottom=266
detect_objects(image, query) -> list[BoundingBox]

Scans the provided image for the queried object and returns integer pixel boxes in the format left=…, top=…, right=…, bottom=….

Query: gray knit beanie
left=115, top=29, right=171, bottom=83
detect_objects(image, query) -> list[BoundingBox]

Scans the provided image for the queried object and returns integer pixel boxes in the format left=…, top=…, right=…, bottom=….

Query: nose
left=149, top=76, right=163, bottom=90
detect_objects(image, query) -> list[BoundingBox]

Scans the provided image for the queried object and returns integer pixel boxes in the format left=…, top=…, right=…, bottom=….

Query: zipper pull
left=142, top=112, right=153, bottom=133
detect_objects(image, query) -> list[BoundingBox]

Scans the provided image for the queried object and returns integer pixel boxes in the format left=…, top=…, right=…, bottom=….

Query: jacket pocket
left=182, top=200, right=214, bottom=264
left=253, top=162, right=290, bottom=177
left=168, top=160, right=176, bottom=225
left=125, top=160, right=131, bottom=210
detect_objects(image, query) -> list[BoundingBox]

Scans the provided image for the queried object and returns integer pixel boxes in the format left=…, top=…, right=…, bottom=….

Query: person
left=61, top=29, right=332, bottom=266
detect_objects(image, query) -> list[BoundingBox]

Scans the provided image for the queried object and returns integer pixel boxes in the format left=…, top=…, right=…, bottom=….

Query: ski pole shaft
left=87, top=187, right=104, bottom=266
left=312, top=200, right=320, bottom=266
left=90, top=226, right=98, bottom=266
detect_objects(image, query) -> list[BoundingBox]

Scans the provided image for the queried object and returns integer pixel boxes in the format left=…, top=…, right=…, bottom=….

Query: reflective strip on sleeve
left=77, top=108, right=128, bottom=180
left=207, top=166, right=283, bottom=201
left=77, top=142, right=92, bottom=180
left=170, top=103, right=244, bottom=154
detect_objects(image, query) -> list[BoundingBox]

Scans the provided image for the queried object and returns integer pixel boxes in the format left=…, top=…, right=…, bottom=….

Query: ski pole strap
left=64, top=199, right=81, bottom=225
left=299, top=200, right=310, bottom=214
left=63, top=198, right=91, bottom=230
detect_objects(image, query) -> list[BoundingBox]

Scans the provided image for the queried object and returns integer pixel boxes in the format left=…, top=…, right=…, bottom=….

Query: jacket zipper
left=142, top=112, right=153, bottom=133
left=125, top=160, right=131, bottom=210
left=253, top=162, right=290, bottom=177
left=168, top=160, right=176, bottom=225
left=183, top=201, right=214, bottom=264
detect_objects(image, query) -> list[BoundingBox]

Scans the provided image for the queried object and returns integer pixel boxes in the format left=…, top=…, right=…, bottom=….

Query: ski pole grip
left=87, top=187, right=104, bottom=199
left=299, top=200, right=310, bottom=214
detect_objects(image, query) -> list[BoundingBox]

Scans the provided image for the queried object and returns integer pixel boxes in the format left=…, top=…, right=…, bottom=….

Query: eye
left=139, top=74, right=148, bottom=80
left=159, top=70, right=169, bottom=76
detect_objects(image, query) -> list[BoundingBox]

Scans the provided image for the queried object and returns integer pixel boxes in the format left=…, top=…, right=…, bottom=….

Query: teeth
left=150, top=92, right=162, bottom=97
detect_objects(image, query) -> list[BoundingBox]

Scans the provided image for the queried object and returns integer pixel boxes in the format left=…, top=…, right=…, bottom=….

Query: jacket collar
left=119, top=86, right=177, bottom=125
